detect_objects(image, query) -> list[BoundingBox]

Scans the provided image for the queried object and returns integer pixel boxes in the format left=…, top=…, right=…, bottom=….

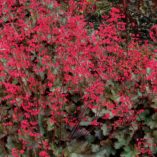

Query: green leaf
left=137, top=90, right=142, bottom=97
left=101, top=124, right=108, bottom=136
left=6, top=136, right=15, bottom=150
left=80, top=121, right=90, bottom=126
left=47, top=118, right=55, bottom=131
left=95, top=146, right=115, bottom=157
left=70, top=153, right=78, bottom=157
left=38, top=114, right=45, bottom=135
left=86, top=135, right=95, bottom=143
left=147, top=120, right=157, bottom=129
left=137, top=109, right=149, bottom=122
left=146, top=68, right=151, bottom=74
left=114, top=132, right=129, bottom=149
left=91, top=144, right=100, bottom=153
left=12, top=78, right=18, bottom=85
left=121, top=146, right=138, bottom=157
left=48, top=4, right=53, bottom=9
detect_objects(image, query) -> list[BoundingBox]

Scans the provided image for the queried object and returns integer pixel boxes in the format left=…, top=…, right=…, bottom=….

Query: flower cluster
left=0, top=0, right=156, bottom=156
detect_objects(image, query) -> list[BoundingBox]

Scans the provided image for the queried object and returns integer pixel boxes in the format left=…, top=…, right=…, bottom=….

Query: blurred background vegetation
left=60, top=0, right=157, bottom=42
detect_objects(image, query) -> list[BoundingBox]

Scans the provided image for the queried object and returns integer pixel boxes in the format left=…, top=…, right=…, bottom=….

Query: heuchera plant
left=0, top=0, right=157, bottom=156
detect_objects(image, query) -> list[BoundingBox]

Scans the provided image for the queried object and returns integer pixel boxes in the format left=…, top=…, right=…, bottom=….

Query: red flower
left=39, top=151, right=50, bottom=157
